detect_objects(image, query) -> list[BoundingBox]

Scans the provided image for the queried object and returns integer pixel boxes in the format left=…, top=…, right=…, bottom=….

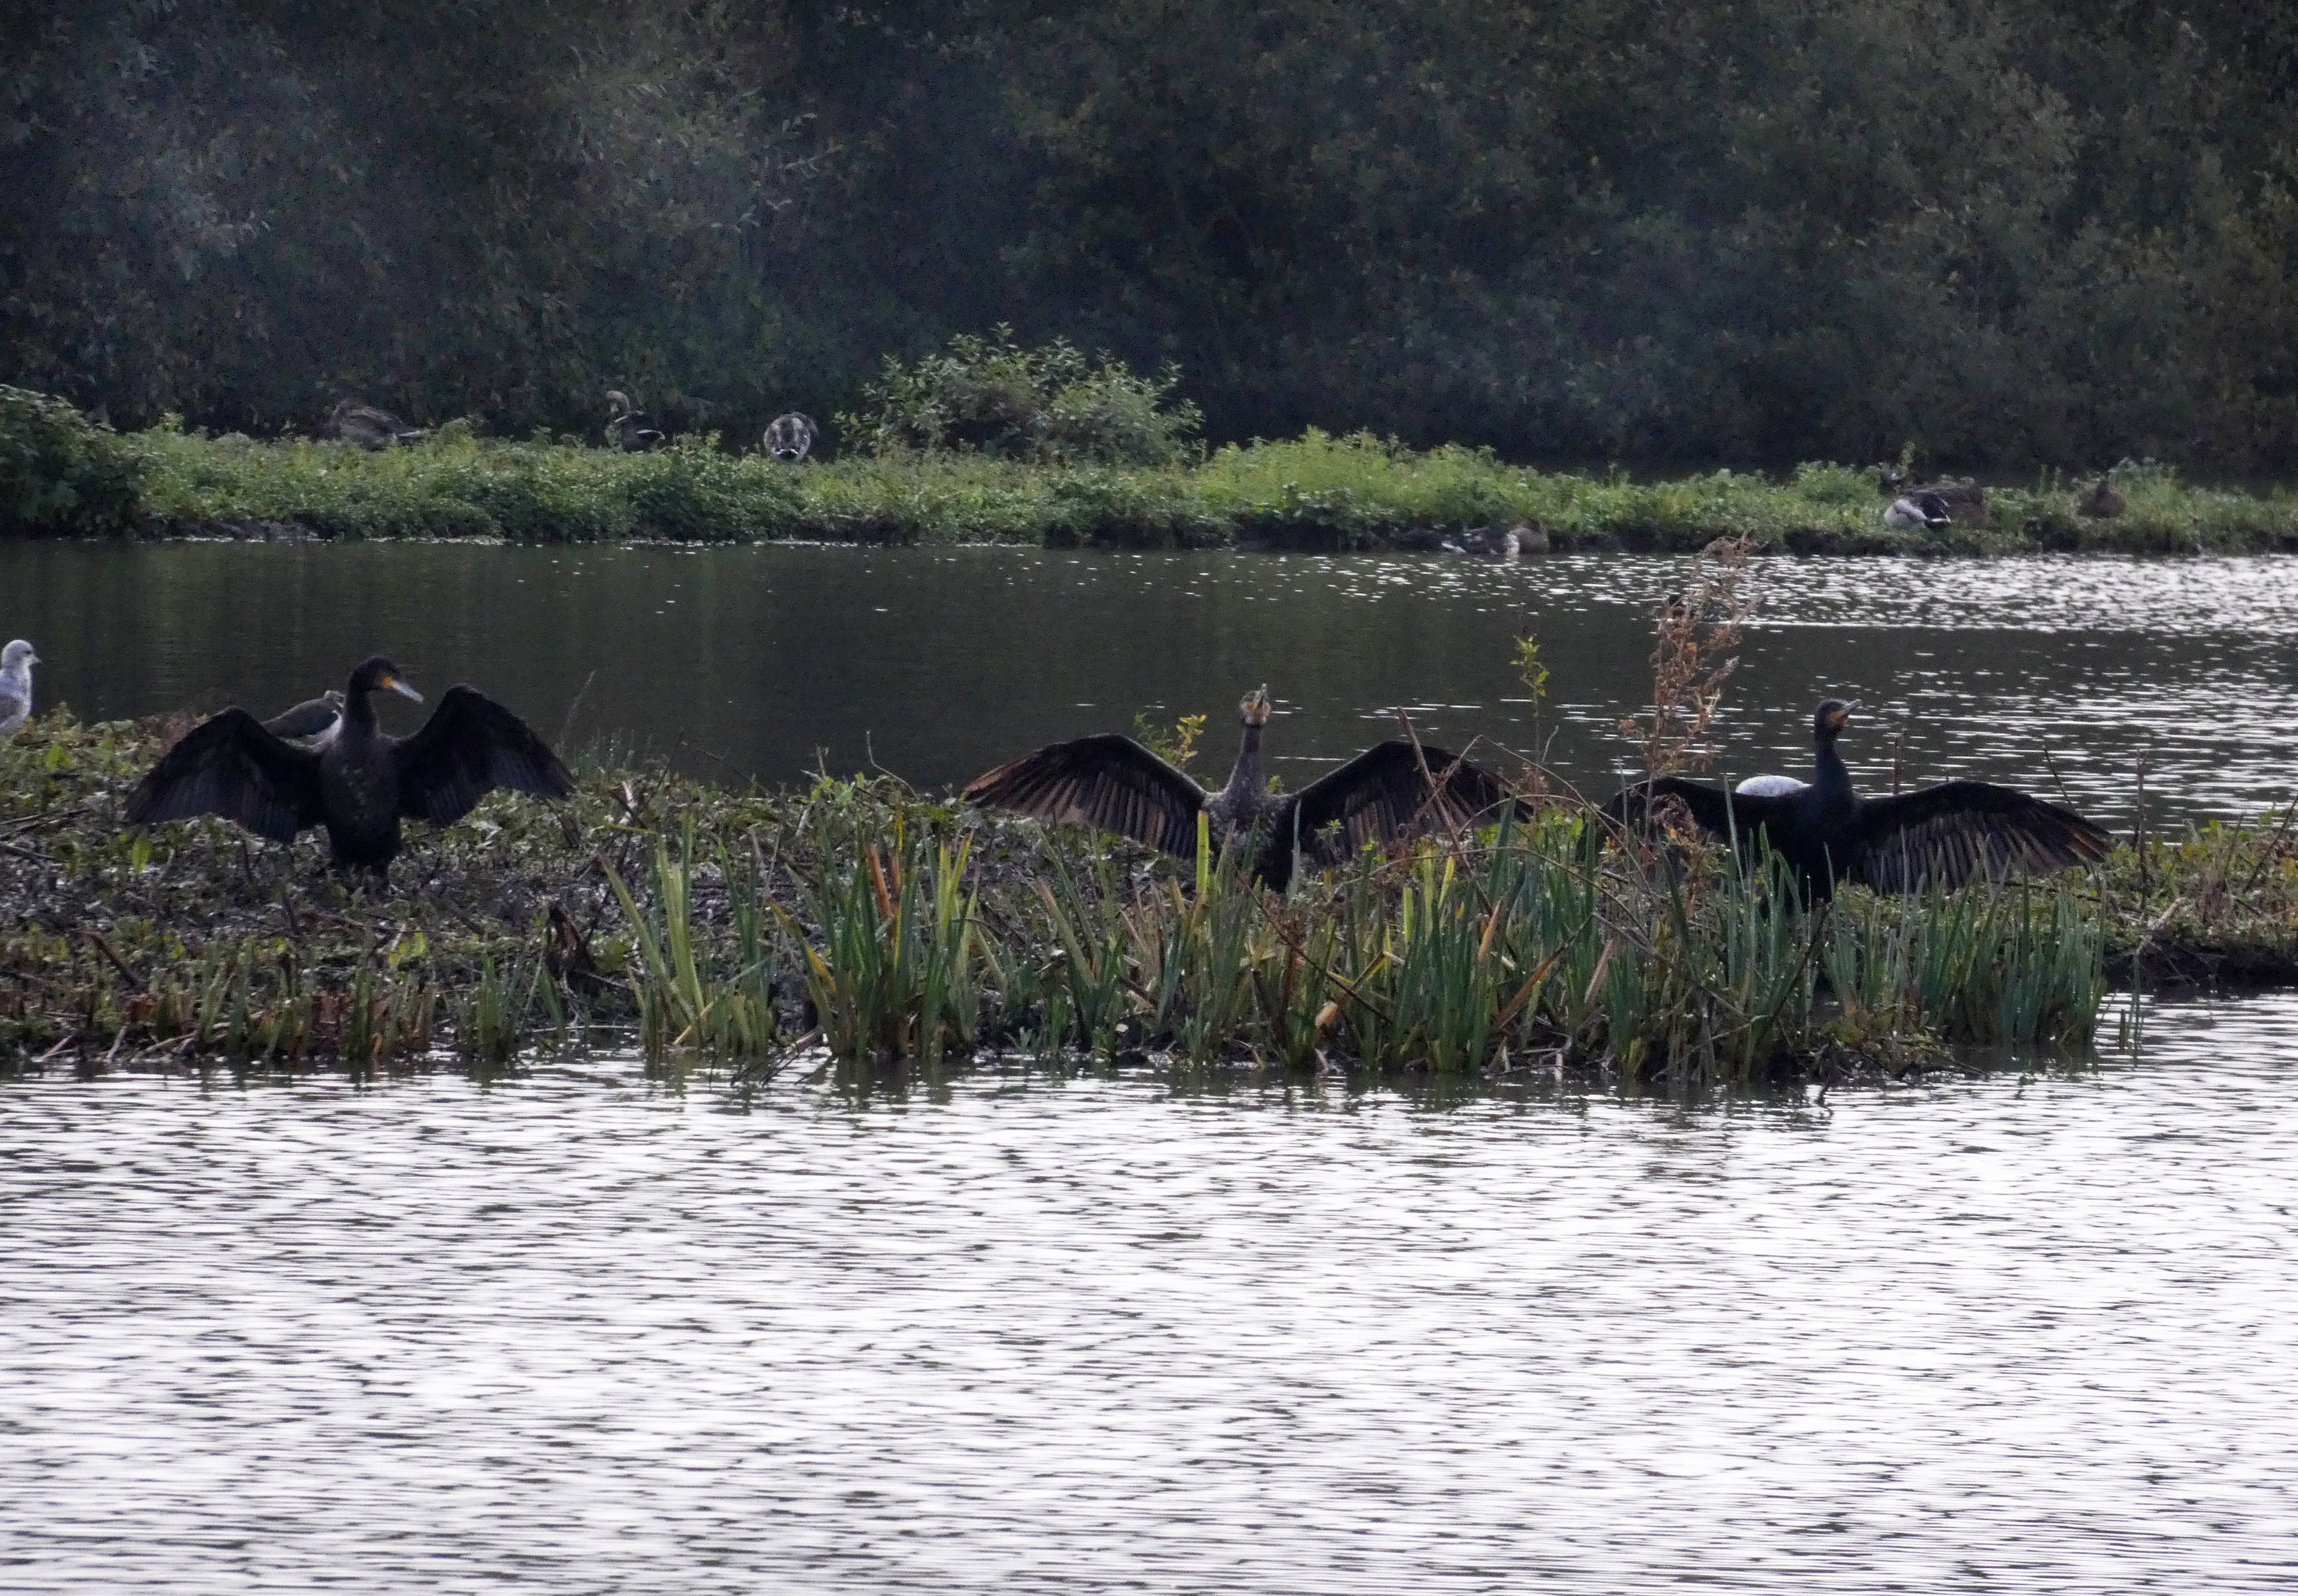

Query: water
left=9, top=542, right=2298, bottom=828
left=4, top=996, right=2297, bottom=1591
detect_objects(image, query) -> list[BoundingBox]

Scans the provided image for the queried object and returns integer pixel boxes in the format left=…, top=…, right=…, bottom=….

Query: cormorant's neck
left=345, top=682, right=382, bottom=735
left=1813, top=734, right=1854, bottom=806
left=1226, top=721, right=1265, bottom=798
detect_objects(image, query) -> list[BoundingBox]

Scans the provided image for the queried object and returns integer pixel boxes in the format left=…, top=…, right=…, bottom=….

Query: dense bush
left=0, top=385, right=146, bottom=533
left=846, top=330, right=1202, bottom=466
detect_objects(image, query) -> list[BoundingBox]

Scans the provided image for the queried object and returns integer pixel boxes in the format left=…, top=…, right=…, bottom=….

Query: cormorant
left=605, top=391, right=664, bottom=451
left=125, top=656, right=574, bottom=882
left=262, top=689, right=346, bottom=749
left=0, top=640, right=36, bottom=737
left=964, top=687, right=1526, bottom=890
left=1603, top=699, right=2112, bottom=898
left=764, top=412, right=816, bottom=462
left=328, top=400, right=427, bottom=450
left=2078, top=475, right=2125, bottom=519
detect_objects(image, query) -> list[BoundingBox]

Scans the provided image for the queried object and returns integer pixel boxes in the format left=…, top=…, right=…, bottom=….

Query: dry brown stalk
left=1617, top=536, right=1754, bottom=778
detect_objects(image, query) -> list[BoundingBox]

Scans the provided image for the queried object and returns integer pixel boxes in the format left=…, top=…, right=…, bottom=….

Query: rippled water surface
left=10, top=543, right=2298, bottom=828
left=6, top=997, right=2298, bottom=1592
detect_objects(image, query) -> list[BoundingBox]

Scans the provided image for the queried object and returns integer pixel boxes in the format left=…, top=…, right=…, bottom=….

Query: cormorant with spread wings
left=1603, top=698, right=2112, bottom=899
left=125, top=656, right=573, bottom=882
left=964, top=687, right=1526, bottom=890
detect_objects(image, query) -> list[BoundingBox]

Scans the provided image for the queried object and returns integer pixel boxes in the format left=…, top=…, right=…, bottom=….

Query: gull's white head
left=1, top=640, right=33, bottom=674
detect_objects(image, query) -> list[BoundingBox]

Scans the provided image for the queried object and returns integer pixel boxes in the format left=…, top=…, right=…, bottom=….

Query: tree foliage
left=3, top=0, right=2295, bottom=469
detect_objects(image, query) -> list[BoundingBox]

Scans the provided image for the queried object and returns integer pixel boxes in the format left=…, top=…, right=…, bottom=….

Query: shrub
left=845, top=327, right=1201, bottom=466
left=0, top=386, right=147, bottom=532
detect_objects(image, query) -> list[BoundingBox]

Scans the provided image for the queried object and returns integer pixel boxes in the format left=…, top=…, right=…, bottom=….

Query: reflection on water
left=3, top=995, right=2297, bottom=1592
left=7, top=542, right=2297, bottom=829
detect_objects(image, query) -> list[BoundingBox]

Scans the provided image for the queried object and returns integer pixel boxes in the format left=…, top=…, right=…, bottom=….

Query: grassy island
left=5, top=384, right=2296, bottom=554
left=6, top=712, right=2294, bottom=1090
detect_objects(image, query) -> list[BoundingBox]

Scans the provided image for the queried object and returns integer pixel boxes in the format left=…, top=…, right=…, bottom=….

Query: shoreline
left=6, top=389, right=2295, bottom=554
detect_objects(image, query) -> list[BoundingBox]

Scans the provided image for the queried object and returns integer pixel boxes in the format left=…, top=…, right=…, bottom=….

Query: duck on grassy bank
left=764, top=412, right=816, bottom=462
left=125, top=656, right=574, bottom=885
left=1, top=640, right=35, bottom=737
left=1884, top=491, right=1953, bottom=531
left=261, top=689, right=346, bottom=749
left=327, top=400, right=427, bottom=450
left=1881, top=468, right=1989, bottom=527
left=605, top=391, right=664, bottom=451
left=964, top=686, right=1526, bottom=891
left=1604, top=699, right=2112, bottom=899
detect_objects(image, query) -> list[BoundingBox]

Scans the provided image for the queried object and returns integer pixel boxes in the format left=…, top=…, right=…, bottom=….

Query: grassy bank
left=7, top=384, right=2296, bottom=553
left=8, top=713, right=2292, bottom=1090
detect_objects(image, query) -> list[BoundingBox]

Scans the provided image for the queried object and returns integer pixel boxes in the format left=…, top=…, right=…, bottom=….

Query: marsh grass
left=4, top=711, right=2283, bottom=1088
left=12, top=407, right=2293, bottom=552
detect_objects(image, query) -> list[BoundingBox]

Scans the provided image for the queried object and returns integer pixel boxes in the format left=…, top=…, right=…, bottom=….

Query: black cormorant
left=1605, top=699, right=2112, bottom=898
left=964, top=687, right=1526, bottom=890
left=1884, top=491, right=1953, bottom=531
left=125, top=656, right=574, bottom=882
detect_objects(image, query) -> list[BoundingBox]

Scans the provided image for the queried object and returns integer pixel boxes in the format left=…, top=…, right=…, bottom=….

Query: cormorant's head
left=2, top=640, right=35, bottom=672
left=1813, top=698, right=1858, bottom=743
left=1239, top=686, right=1272, bottom=727
left=605, top=389, right=632, bottom=417
left=350, top=656, right=424, bottom=704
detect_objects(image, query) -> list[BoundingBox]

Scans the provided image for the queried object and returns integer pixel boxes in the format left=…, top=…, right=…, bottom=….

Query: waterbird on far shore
left=125, top=656, right=574, bottom=885
left=764, top=412, right=816, bottom=462
left=0, top=640, right=36, bottom=737
left=262, top=689, right=346, bottom=750
left=964, top=686, right=1527, bottom=891
left=2078, top=474, right=2125, bottom=518
left=1604, top=699, right=2112, bottom=900
left=1884, top=491, right=1953, bottom=531
left=328, top=399, right=428, bottom=450
left=605, top=390, right=664, bottom=451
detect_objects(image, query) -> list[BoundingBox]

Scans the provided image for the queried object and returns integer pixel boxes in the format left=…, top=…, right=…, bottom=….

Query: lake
left=2, top=992, right=2295, bottom=1591
left=8, top=542, right=2298, bottom=829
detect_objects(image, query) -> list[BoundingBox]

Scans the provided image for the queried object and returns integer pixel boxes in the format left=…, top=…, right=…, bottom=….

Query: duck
left=2077, top=475, right=2125, bottom=518
left=0, top=639, right=36, bottom=737
left=1883, top=491, right=1953, bottom=531
left=605, top=391, right=664, bottom=451
left=125, top=656, right=574, bottom=883
left=1881, top=468, right=1988, bottom=527
left=1603, top=699, right=2112, bottom=899
left=964, top=687, right=1526, bottom=890
left=764, top=412, right=816, bottom=462
left=262, top=689, right=347, bottom=750
left=327, top=400, right=427, bottom=450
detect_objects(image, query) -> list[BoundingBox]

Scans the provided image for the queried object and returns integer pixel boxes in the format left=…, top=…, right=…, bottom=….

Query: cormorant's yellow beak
left=1241, top=685, right=1272, bottom=725
left=383, top=675, right=424, bottom=704
left=1830, top=701, right=1860, bottom=730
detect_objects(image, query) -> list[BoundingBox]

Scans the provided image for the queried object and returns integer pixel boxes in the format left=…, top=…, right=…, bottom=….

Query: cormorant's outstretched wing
left=1601, top=777, right=1792, bottom=845
left=962, top=734, right=1207, bottom=858
left=1288, top=740, right=1528, bottom=869
left=1843, top=781, right=2113, bottom=893
left=392, top=686, right=575, bottom=826
left=124, top=709, right=323, bottom=841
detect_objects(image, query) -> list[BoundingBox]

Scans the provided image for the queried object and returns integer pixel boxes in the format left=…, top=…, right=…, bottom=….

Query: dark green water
left=8, top=541, right=2296, bottom=827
